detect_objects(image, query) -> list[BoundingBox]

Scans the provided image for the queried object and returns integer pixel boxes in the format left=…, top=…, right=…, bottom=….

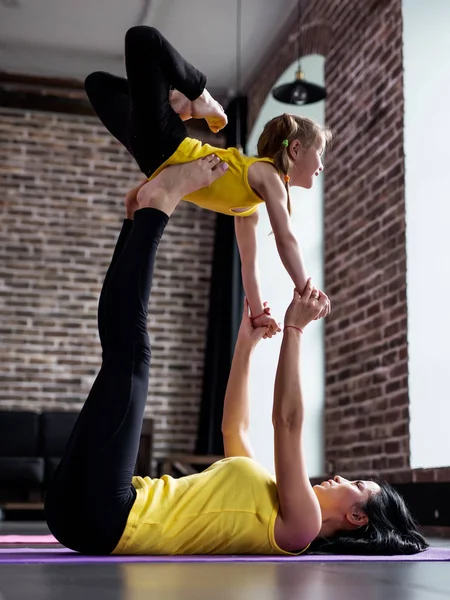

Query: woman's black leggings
left=44, top=208, right=169, bottom=555
left=85, top=26, right=207, bottom=177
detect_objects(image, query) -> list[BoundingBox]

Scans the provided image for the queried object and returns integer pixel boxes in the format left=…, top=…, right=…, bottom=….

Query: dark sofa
left=0, top=410, right=154, bottom=509
left=0, top=411, right=45, bottom=505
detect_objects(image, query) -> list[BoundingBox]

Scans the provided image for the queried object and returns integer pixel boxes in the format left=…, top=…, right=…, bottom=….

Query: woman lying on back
left=45, top=164, right=428, bottom=555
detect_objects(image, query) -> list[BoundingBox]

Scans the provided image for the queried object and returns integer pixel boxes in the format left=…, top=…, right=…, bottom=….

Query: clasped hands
left=238, top=279, right=331, bottom=346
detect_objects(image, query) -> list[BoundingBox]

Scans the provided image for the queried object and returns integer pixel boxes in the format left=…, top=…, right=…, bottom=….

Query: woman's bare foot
left=125, top=179, right=147, bottom=219
left=191, top=89, right=228, bottom=133
left=137, top=155, right=228, bottom=217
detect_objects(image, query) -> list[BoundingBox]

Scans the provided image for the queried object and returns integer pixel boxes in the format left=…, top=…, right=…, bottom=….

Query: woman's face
left=313, top=476, right=381, bottom=526
left=289, top=137, right=324, bottom=188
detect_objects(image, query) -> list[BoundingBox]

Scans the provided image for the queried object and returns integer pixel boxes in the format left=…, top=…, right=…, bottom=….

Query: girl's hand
left=314, top=289, right=331, bottom=320
left=237, top=299, right=273, bottom=347
left=252, top=309, right=281, bottom=338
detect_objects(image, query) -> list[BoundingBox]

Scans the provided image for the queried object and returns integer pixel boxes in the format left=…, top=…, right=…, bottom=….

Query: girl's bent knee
left=84, top=71, right=107, bottom=94
left=125, top=25, right=160, bottom=48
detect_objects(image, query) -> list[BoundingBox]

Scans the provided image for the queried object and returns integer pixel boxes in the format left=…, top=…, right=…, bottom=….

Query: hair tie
left=284, top=174, right=290, bottom=183
left=282, top=139, right=289, bottom=147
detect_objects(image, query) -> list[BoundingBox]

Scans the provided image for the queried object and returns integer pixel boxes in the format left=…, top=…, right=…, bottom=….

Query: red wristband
left=251, top=311, right=267, bottom=322
left=284, top=325, right=303, bottom=334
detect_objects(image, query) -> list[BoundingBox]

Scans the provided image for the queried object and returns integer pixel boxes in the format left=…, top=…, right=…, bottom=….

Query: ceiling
left=0, top=0, right=298, bottom=98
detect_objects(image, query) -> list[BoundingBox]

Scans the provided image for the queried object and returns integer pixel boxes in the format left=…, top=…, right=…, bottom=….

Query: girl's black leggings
left=44, top=208, right=169, bottom=554
left=85, top=26, right=207, bottom=177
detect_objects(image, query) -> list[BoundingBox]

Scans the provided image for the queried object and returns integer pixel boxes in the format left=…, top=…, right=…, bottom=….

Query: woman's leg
left=96, top=219, right=132, bottom=349
left=45, top=207, right=166, bottom=554
left=97, top=181, right=145, bottom=348
left=44, top=157, right=228, bottom=554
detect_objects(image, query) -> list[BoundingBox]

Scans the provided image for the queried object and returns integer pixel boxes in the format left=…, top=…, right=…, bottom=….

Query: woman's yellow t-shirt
left=113, top=456, right=309, bottom=556
left=148, top=137, right=275, bottom=217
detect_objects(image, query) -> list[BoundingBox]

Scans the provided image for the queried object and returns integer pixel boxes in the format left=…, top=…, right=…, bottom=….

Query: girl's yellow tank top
left=148, top=137, right=275, bottom=217
left=112, top=456, right=309, bottom=556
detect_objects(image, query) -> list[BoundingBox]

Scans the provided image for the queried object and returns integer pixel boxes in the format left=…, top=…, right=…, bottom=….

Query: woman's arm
left=221, top=339, right=255, bottom=459
left=272, top=286, right=327, bottom=551
left=221, top=297, right=270, bottom=459
left=272, top=329, right=322, bottom=550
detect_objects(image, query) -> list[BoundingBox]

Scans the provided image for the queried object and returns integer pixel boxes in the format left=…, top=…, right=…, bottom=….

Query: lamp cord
left=235, top=0, right=242, bottom=149
left=296, top=0, right=301, bottom=72
left=236, top=0, right=242, bottom=93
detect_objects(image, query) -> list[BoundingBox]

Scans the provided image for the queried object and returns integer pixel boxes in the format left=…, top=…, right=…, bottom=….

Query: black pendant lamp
left=272, top=67, right=326, bottom=105
left=271, top=0, right=326, bottom=106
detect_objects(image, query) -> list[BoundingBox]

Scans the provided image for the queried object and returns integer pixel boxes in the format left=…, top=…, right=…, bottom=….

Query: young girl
left=85, top=26, right=332, bottom=332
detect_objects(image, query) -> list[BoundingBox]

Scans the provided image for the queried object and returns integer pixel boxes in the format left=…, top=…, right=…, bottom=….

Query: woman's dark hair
left=307, top=479, right=429, bottom=555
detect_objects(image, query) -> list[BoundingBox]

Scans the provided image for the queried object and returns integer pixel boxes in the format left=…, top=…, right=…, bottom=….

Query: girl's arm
left=256, top=167, right=309, bottom=292
left=221, top=298, right=267, bottom=459
left=234, top=210, right=264, bottom=318
left=235, top=211, right=281, bottom=331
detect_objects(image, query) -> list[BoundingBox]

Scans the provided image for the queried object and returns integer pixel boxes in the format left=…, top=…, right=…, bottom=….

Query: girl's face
left=289, top=136, right=324, bottom=188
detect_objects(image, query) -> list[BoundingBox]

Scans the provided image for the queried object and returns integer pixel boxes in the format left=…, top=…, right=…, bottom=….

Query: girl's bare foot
left=137, top=155, right=228, bottom=217
left=191, top=89, right=228, bottom=133
left=170, top=88, right=227, bottom=133
left=169, top=90, right=192, bottom=121
left=125, top=179, right=147, bottom=219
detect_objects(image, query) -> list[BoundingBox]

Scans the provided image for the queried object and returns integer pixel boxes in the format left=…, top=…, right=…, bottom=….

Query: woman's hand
left=238, top=299, right=274, bottom=347
left=284, top=278, right=329, bottom=331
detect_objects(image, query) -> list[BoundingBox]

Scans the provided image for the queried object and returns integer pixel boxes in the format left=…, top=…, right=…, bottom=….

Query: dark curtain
left=195, top=96, right=248, bottom=455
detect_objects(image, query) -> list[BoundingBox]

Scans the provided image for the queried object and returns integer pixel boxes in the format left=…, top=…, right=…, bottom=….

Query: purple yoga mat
left=0, top=547, right=449, bottom=563
left=0, top=534, right=58, bottom=544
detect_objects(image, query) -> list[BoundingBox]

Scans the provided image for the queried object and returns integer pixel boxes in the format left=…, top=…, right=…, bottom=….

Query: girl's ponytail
left=257, top=113, right=297, bottom=214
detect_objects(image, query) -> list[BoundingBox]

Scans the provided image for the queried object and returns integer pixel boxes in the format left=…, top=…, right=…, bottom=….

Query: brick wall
left=248, top=0, right=409, bottom=477
left=322, top=0, right=408, bottom=477
left=0, top=107, right=216, bottom=460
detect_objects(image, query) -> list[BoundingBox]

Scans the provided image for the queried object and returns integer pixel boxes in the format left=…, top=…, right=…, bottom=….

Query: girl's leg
left=85, top=27, right=226, bottom=177
left=125, top=26, right=227, bottom=175
left=84, top=72, right=135, bottom=158
left=124, top=26, right=204, bottom=176
left=84, top=29, right=196, bottom=177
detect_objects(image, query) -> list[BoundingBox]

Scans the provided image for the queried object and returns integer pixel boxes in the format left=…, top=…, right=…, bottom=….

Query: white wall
left=246, top=56, right=326, bottom=476
left=403, top=0, right=450, bottom=468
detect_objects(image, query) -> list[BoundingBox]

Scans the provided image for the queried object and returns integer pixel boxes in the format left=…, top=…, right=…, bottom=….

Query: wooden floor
left=1, top=522, right=449, bottom=600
